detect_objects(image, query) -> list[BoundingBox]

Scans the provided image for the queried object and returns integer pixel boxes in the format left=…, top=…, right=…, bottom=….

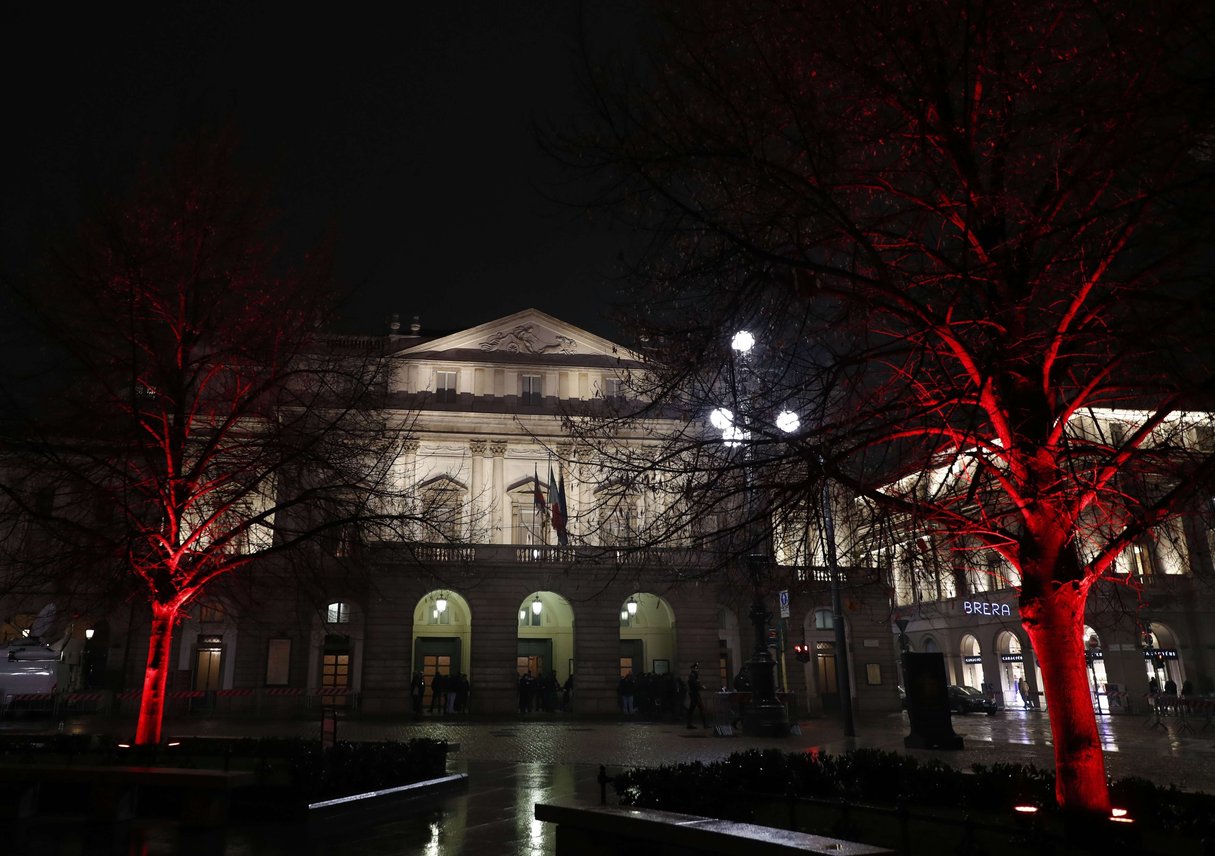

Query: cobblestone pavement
left=8, top=706, right=1215, bottom=854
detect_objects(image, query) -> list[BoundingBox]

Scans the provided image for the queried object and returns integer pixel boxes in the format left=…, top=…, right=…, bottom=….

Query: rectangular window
left=436, top=370, right=457, bottom=403
left=521, top=374, right=543, bottom=406
left=604, top=377, right=623, bottom=399
left=512, top=498, right=549, bottom=545
left=266, top=638, right=291, bottom=686
left=326, top=602, right=350, bottom=624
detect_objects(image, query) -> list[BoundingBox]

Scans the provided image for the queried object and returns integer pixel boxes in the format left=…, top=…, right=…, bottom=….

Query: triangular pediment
left=392, top=309, right=639, bottom=365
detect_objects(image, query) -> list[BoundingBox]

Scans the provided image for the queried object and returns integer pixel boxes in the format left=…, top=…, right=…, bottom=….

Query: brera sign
left=964, top=601, right=1012, bottom=617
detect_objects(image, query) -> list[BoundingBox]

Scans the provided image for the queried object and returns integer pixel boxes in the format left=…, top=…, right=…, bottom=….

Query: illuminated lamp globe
left=626, top=597, right=639, bottom=616
left=532, top=596, right=543, bottom=616
left=776, top=410, right=800, bottom=433
left=436, top=593, right=448, bottom=613
left=620, top=610, right=629, bottom=622
left=731, top=331, right=755, bottom=353
left=709, top=407, right=733, bottom=431
left=85, top=628, right=95, bottom=640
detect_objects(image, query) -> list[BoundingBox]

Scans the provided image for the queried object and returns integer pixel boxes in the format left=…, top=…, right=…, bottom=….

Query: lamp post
left=713, top=330, right=790, bottom=737
left=822, top=473, right=856, bottom=738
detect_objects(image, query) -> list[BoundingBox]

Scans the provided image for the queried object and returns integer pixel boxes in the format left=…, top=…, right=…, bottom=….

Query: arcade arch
left=411, top=590, right=472, bottom=708
left=517, top=591, right=575, bottom=684
left=959, top=634, right=983, bottom=689
left=1142, top=621, right=1185, bottom=692
left=618, top=592, right=677, bottom=678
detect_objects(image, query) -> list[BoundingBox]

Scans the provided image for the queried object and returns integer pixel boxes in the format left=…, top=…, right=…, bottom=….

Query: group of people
left=1148, top=676, right=1192, bottom=698
left=617, top=663, right=708, bottom=728
left=410, top=670, right=471, bottom=715
left=517, top=669, right=574, bottom=713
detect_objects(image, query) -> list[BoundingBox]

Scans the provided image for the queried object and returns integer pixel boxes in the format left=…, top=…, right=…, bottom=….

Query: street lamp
left=715, top=330, right=788, bottom=737
left=435, top=593, right=448, bottom=614
left=532, top=596, right=543, bottom=616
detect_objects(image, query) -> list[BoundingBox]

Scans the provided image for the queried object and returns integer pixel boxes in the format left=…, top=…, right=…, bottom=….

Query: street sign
left=778, top=589, right=790, bottom=619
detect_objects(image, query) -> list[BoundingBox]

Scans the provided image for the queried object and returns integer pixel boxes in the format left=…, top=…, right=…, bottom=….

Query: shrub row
left=613, top=748, right=1215, bottom=840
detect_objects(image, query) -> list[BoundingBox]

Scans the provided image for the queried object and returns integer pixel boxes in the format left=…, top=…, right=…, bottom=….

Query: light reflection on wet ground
left=8, top=709, right=1215, bottom=854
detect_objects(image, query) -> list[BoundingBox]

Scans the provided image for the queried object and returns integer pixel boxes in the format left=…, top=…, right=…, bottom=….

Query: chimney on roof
left=389, top=314, right=401, bottom=336
left=409, top=316, right=422, bottom=336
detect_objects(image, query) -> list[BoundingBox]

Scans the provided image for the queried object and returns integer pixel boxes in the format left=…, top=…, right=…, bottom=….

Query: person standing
left=409, top=671, right=425, bottom=716
left=686, top=662, right=707, bottom=728
left=619, top=672, right=636, bottom=714
left=562, top=673, right=575, bottom=712
left=1017, top=676, right=1031, bottom=710
left=430, top=672, right=447, bottom=714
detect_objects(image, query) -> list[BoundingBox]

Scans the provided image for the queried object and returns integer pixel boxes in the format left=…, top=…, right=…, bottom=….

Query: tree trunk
left=1021, top=580, right=1110, bottom=813
left=134, top=600, right=177, bottom=746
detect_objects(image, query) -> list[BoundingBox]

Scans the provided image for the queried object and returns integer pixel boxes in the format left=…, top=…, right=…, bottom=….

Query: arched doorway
left=412, top=590, right=472, bottom=711
left=1142, top=621, right=1184, bottom=693
left=618, top=592, right=677, bottom=678
left=1083, top=626, right=1109, bottom=714
left=517, top=591, right=575, bottom=687
left=996, top=630, right=1028, bottom=709
left=960, top=634, right=984, bottom=690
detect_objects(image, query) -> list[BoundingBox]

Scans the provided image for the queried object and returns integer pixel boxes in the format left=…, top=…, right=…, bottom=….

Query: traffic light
left=793, top=643, right=811, bottom=663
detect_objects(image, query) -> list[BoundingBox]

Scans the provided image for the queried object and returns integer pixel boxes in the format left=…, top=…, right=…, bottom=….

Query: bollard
left=598, top=764, right=610, bottom=805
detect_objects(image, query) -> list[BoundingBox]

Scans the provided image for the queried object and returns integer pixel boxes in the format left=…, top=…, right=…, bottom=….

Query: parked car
left=947, top=684, right=998, bottom=715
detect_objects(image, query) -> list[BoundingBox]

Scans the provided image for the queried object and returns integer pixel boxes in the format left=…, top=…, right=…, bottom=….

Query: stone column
left=470, top=439, right=487, bottom=542
left=400, top=440, right=419, bottom=538
left=490, top=441, right=507, bottom=544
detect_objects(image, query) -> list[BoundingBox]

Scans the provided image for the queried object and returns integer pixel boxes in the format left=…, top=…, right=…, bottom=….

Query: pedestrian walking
left=686, top=662, right=707, bottom=728
left=1017, top=676, right=1032, bottom=710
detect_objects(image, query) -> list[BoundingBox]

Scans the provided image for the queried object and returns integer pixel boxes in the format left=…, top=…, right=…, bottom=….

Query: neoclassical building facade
left=3, top=309, right=899, bottom=720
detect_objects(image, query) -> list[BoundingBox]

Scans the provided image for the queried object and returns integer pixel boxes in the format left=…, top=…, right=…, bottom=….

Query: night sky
left=2, top=3, right=641, bottom=341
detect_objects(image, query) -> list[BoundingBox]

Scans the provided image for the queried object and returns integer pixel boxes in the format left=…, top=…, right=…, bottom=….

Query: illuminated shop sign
left=964, top=601, right=1012, bottom=617
left=963, top=656, right=983, bottom=664
left=1000, top=654, right=1023, bottom=663
left=1143, top=649, right=1179, bottom=660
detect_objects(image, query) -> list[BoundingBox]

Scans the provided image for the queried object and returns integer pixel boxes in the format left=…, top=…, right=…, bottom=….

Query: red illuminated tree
left=564, top=1, right=1215, bottom=811
left=1, top=137, right=414, bottom=744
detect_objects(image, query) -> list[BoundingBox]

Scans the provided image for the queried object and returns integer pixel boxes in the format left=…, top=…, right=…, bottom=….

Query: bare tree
left=559, top=0, right=1215, bottom=811
left=0, top=136, right=419, bottom=744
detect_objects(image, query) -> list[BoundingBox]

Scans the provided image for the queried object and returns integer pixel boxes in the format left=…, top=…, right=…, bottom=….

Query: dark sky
left=2, top=3, right=641, bottom=341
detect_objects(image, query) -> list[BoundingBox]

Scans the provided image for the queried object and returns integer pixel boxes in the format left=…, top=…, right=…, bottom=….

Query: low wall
left=534, top=801, right=894, bottom=856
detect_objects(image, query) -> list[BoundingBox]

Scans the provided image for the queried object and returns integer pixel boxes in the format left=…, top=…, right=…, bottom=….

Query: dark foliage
left=614, top=748, right=1213, bottom=838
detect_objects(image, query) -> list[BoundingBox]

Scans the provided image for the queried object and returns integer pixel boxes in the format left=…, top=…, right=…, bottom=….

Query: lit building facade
left=882, top=409, right=1215, bottom=711
left=1, top=309, right=899, bottom=719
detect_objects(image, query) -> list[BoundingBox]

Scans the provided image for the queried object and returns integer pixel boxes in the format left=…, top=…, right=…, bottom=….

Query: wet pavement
left=7, top=706, right=1215, bottom=854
